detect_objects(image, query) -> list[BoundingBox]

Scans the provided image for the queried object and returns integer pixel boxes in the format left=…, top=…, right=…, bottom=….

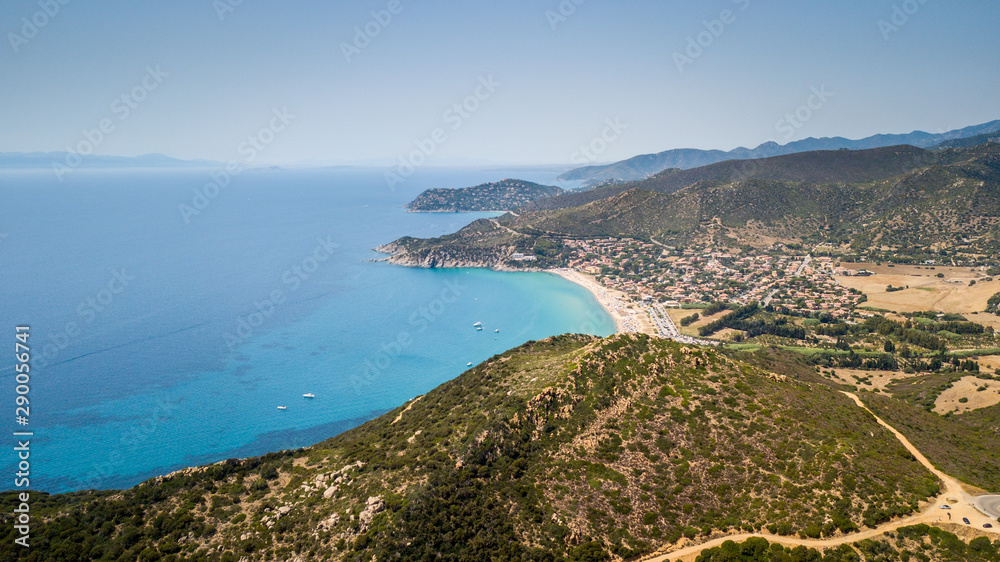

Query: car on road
left=940, top=505, right=951, bottom=509
left=985, top=523, right=994, bottom=529
left=962, top=517, right=970, bottom=525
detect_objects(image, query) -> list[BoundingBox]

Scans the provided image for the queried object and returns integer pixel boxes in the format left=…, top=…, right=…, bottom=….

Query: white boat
left=467, top=362, right=473, bottom=366
left=473, top=322, right=482, bottom=327
left=277, top=406, right=287, bottom=410
left=303, top=393, right=315, bottom=398
left=495, top=329, right=500, bottom=333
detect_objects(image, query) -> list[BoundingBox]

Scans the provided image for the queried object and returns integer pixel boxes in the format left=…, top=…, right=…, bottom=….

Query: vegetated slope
left=859, top=393, right=1000, bottom=492
left=381, top=144, right=1000, bottom=264
left=934, top=133, right=1000, bottom=149
left=695, top=526, right=1000, bottom=562
left=0, top=335, right=943, bottom=561
left=556, top=119, right=1000, bottom=185
left=405, top=179, right=564, bottom=212
left=375, top=217, right=529, bottom=268
left=528, top=145, right=985, bottom=212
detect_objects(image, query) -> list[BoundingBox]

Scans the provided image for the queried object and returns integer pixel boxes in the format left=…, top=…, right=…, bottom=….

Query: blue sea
left=0, top=166, right=615, bottom=493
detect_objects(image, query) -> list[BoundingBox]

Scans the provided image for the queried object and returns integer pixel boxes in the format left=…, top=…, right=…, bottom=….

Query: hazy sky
left=2, top=0, right=998, bottom=166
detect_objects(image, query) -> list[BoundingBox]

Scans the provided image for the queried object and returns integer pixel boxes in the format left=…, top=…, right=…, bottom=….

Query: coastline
left=547, top=268, right=652, bottom=335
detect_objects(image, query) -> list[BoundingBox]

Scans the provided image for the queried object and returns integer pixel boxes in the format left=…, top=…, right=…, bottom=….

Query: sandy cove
left=547, top=268, right=655, bottom=335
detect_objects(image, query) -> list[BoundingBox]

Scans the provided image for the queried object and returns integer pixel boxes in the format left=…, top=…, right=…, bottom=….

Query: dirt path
left=641, top=392, right=998, bottom=562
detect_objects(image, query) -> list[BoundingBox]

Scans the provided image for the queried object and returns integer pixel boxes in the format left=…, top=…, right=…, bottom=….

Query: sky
left=1, top=0, right=999, bottom=167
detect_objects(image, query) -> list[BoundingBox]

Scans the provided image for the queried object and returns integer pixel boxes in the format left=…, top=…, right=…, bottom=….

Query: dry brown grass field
left=665, top=308, right=729, bottom=337
left=837, top=262, right=1000, bottom=313
left=933, top=375, right=1000, bottom=414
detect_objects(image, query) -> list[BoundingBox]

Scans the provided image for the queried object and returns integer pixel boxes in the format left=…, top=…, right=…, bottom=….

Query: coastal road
left=641, top=391, right=999, bottom=562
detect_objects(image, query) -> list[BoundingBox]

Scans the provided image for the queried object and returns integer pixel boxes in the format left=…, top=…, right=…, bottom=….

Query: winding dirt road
left=641, top=392, right=998, bottom=562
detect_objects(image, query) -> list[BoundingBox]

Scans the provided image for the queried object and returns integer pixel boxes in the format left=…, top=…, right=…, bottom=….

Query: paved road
left=642, top=392, right=998, bottom=562
left=976, top=495, right=1000, bottom=519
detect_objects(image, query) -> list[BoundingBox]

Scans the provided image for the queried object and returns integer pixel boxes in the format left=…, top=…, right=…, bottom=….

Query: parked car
left=940, top=505, right=951, bottom=509
left=962, top=517, right=970, bottom=525
left=985, top=523, right=994, bottom=529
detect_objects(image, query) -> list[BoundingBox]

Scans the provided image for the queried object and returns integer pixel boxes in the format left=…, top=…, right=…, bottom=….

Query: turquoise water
left=0, top=167, right=615, bottom=492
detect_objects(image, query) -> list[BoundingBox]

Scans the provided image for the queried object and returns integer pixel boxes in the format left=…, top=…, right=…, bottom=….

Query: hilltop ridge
left=6, top=334, right=995, bottom=561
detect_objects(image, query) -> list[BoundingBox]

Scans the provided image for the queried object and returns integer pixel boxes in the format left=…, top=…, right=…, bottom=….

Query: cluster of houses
left=563, top=238, right=863, bottom=318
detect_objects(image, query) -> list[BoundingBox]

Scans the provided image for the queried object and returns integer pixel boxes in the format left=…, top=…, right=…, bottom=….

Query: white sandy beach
left=548, top=268, right=652, bottom=335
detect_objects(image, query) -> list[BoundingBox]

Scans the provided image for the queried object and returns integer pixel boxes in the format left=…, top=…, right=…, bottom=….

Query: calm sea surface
left=0, top=166, right=615, bottom=492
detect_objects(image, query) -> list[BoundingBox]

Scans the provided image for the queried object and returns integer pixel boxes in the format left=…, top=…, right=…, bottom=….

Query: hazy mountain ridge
left=0, top=152, right=220, bottom=169
left=380, top=144, right=1000, bottom=266
left=557, top=119, right=1000, bottom=185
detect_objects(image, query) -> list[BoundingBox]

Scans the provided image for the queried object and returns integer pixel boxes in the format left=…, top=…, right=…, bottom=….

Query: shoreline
left=547, top=268, right=652, bottom=335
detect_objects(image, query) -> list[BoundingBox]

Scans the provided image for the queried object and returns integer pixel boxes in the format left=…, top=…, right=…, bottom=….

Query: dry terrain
left=829, top=369, right=920, bottom=393
left=933, top=375, right=1000, bottom=414
left=642, top=392, right=1000, bottom=562
left=837, top=263, right=1000, bottom=313
left=665, top=308, right=729, bottom=337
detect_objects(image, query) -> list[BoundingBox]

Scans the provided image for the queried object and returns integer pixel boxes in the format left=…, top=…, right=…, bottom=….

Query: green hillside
left=0, top=335, right=955, bottom=561
left=405, top=179, right=564, bottom=212
left=381, top=144, right=1000, bottom=266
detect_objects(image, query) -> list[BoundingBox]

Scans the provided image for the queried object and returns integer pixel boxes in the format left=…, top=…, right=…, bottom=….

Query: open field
left=969, top=312, right=1000, bottom=332
left=977, top=354, right=1000, bottom=372
left=934, top=375, right=1000, bottom=414
left=665, top=308, right=729, bottom=337
left=830, top=369, right=921, bottom=392
left=837, top=262, right=1000, bottom=313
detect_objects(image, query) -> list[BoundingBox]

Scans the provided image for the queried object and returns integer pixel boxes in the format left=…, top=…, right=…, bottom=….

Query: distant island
left=405, top=178, right=564, bottom=212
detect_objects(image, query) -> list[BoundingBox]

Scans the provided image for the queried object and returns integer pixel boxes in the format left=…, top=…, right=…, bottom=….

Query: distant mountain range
left=380, top=142, right=1000, bottom=269
left=558, top=119, right=1000, bottom=185
left=0, top=152, right=219, bottom=170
